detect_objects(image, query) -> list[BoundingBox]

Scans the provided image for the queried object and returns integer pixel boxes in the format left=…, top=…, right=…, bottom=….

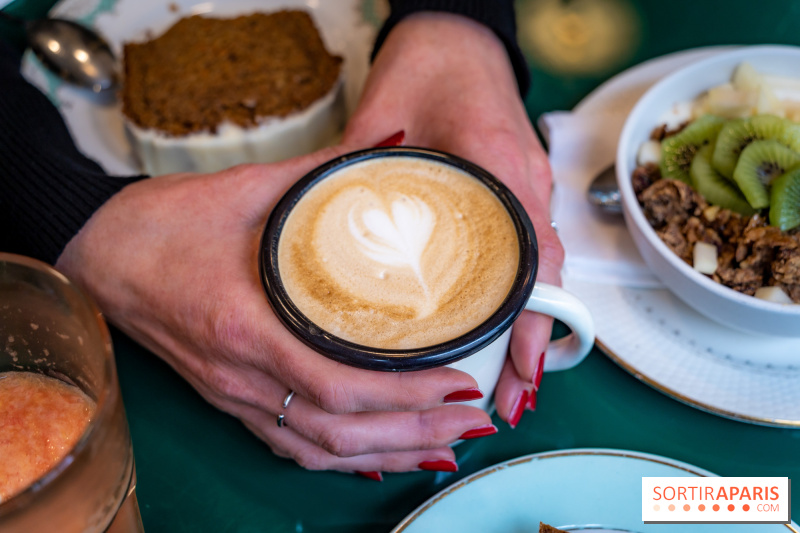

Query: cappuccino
left=277, top=156, right=519, bottom=349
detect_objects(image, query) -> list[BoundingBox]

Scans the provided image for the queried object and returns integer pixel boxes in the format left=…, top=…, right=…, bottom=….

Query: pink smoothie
left=0, top=372, right=95, bottom=502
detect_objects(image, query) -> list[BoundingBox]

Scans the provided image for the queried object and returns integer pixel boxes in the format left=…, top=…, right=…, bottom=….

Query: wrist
left=371, top=1, right=530, bottom=95
left=375, top=12, right=519, bottom=97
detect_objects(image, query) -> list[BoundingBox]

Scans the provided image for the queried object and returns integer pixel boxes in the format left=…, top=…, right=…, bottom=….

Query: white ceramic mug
left=448, top=283, right=595, bottom=413
left=260, top=148, right=595, bottom=414
left=0, top=253, right=144, bottom=532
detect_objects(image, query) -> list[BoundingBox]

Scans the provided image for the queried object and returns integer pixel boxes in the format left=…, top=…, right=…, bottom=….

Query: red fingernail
left=356, top=471, right=383, bottom=482
left=533, top=352, right=546, bottom=391
left=508, top=389, right=529, bottom=429
left=418, top=460, right=458, bottom=472
left=458, top=424, right=498, bottom=440
left=528, top=388, right=538, bottom=411
left=373, top=130, right=405, bottom=147
left=443, top=388, right=484, bottom=403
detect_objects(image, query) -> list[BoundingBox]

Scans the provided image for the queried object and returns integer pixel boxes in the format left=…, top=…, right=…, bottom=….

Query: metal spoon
left=586, top=164, right=622, bottom=214
left=1, top=11, right=118, bottom=92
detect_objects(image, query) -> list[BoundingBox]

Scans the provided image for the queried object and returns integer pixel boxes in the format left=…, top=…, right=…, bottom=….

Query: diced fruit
left=754, top=286, right=795, bottom=304
left=760, top=73, right=800, bottom=96
left=705, top=83, right=756, bottom=118
left=756, top=84, right=783, bottom=117
left=698, top=64, right=788, bottom=118
left=732, top=62, right=761, bottom=91
left=637, top=140, right=661, bottom=166
left=703, top=205, right=721, bottom=221
left=693, top=242, right=718, bottom=275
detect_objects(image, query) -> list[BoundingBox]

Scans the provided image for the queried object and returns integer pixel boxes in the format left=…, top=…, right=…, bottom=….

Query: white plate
left=21, top=0, right=379, bottom=176
left=392, top=448, right=799, bottom=533
left=561, top=48, right=800, bottom=427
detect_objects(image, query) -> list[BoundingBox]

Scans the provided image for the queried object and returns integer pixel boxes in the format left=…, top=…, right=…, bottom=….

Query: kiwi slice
left=770, top=167, right=800, bottom=230
left=732, top=139, right=800, bottom=209
left=712, top=115, right=800, bottom=178
left=690, top=144, right=756, bottom=215
left=659, top=114, right=725, bottom=184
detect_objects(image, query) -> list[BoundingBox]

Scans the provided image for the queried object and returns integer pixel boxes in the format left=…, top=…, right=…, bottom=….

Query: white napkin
left=539, top=110, right=663, bottom=288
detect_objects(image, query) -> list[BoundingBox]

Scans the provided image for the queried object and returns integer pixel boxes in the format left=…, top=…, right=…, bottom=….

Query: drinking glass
left=0, top=253, right=144, bottom=532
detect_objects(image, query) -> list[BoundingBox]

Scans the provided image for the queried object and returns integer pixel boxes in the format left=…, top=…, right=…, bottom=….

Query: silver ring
left=277, top=390, right=295, bottom=427
left=550, top=220, right=559, bottom=233
left=282, top=390, right=295, bottom=409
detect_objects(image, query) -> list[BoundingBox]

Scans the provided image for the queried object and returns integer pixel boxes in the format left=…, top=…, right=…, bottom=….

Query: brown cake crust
left=121, top=11, right=342, bottom=136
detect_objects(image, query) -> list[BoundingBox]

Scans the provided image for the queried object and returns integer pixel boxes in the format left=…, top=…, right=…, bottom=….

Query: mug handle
left=523, top=282, right=596, bottom=371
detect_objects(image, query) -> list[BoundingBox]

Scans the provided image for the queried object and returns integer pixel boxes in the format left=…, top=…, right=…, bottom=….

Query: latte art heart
left=348, top=196, right=435, bottom=307
left=278, top=157, right=519, bottom=349
left=323, top=187, right=454, bottom=320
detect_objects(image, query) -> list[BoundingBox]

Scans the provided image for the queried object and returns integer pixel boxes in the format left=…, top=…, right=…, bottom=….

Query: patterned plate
left=392, top=448, right=799, bottom=532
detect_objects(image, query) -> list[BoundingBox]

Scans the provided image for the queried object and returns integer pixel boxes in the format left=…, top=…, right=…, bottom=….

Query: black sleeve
left=371, top=0, right=530, bottom=97
left=0, top=39, right=144, bottom=264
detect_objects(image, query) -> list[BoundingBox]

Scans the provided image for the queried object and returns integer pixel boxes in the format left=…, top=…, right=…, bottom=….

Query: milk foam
left=348, top=195, right=435, bottom=307
left=278, top=156, right=519, bottom=349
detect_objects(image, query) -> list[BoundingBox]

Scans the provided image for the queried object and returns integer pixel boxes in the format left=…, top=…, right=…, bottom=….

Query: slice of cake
left=121, top=10, right=344, bottom=175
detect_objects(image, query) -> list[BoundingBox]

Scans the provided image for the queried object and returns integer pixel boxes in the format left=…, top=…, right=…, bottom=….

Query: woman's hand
left=56, top=145, right=493, bottom=475
left=344, top=12, right=565, bottom=427
left=55, top=9, right=559, bottom=475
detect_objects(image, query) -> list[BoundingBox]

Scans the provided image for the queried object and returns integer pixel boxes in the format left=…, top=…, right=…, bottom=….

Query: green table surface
left=3, top=0, right=799, bottom=531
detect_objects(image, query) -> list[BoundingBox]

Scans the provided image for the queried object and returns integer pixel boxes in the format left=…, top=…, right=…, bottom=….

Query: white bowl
left=617, top=45, right=800, bottom=338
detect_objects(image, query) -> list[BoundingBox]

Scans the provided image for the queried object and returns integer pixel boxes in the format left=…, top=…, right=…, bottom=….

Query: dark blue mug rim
left=259, top=147, right=538, bottom=371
